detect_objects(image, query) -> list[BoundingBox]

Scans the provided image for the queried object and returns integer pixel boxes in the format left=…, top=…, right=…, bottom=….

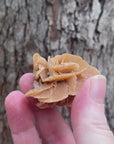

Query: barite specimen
left=25, top=53, right=100, bottom=108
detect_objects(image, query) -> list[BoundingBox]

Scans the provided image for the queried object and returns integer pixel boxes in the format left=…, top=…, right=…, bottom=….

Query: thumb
left=71, top=75, right=114, bottom=144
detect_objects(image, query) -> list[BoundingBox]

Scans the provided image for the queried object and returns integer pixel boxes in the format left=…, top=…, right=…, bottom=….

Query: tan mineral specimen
left=25, top=53, right=101, bottom=109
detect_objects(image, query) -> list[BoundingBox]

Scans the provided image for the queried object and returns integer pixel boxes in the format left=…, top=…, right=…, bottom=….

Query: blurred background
left=0, top=0, right=114, bottom=143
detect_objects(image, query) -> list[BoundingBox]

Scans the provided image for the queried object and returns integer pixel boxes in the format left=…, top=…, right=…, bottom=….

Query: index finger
left=20, top=73, right=76, bottom=144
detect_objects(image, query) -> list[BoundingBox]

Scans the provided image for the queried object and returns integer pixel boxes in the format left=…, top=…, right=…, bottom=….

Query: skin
left=5, top=73, right=114, bottom=144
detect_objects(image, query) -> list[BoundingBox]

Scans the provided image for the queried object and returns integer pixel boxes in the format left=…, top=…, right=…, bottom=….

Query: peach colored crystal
left=25, top=53, right=101, bottom=109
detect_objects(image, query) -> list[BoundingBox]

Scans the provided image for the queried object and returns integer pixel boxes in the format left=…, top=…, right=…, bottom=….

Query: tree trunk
left=0, top=0, right=114, bottom=143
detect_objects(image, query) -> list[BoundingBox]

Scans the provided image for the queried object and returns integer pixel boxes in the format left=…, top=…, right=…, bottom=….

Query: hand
left=5, top=73, right=114, bottom=144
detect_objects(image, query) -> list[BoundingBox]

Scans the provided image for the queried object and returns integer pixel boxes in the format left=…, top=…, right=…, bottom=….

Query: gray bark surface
left=0, top=0, right=114, bottom=143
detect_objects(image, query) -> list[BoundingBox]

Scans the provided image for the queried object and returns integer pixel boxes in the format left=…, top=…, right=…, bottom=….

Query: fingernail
left=89, top=75, right=106, bottom=104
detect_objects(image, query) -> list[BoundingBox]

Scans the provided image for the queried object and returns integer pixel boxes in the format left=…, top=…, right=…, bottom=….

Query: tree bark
left=0, top=0, right=114, bottom=143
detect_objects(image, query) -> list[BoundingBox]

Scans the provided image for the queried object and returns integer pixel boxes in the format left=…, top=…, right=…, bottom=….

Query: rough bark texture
left=0, top=0, right=114, bottom=143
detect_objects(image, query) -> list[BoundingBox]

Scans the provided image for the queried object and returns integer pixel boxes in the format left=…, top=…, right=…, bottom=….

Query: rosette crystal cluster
left=25, top=53, right=100, bottom=108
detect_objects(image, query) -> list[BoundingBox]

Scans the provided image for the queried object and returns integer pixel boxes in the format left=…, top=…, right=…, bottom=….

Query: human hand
left=5, top=73, right=114, bottom=144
